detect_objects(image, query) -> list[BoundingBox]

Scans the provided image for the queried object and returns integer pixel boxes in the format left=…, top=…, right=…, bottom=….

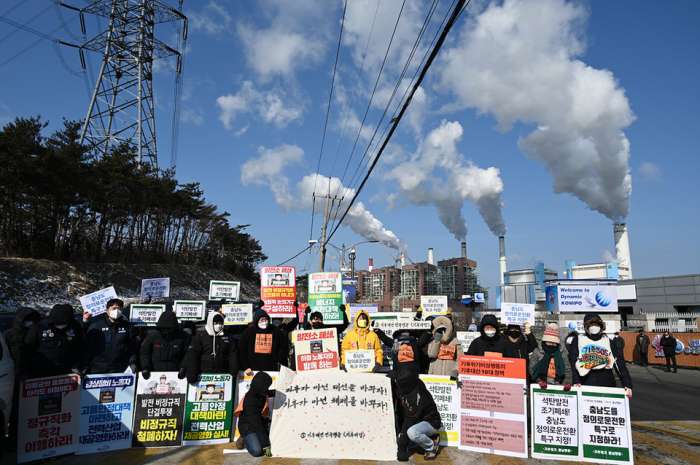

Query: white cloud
left=216, top=81, right=302, bottom=130
left=188, top=1, right=232, bottom=35
left=180, top=107, right=204, bottom=126
left=240, top=144, right=304, bottom=207
left=638, top=161, right=661, bottom=180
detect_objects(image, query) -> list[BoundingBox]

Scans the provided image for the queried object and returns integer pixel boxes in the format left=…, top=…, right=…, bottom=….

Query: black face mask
left=507, top=330, right=521, bottom=339
left=311, top=322, right=323, bottom=329
left=543, top=344, right=558, bottom=353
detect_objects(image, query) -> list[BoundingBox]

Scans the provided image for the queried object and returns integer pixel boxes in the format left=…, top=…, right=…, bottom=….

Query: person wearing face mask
left=140, top=310, right=190, bottom=380
left=501, top=322, right=538, bottom=378
left=341, top=310, right=383, bottom=371
left=182, top=312, right=239, bottom=384
left=532, top=323, right=570, bottom=390
left=427, top=316, right=461, bottom=378
left=29, top=304, right=84, bottom=378
left=238, top=309, right=288, bottom=372
left=568, top=313, right=633, bottom=397
left=660, top=331, right=678, bottom=373
left=466, top=314, right=506, bottom=356
left=302, top=304, right=350, bottom=346
left=84, top=298, right=139, bottom=374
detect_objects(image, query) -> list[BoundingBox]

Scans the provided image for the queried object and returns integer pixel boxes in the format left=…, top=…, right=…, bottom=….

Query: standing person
left=661, top=331, right=678, bottom=373
left=29, top=304, right=83, bottom=377
left=502, top=322, right=538, bottom=376
left=302, top=304, right=350, bottom=342
left=139, top=310, right=190, bottom=379
left=466, top=314, right=505, bottom=356
left=611, top=331, right=625, bottom=358
left=341, top=310, right=383, bottom=371
left=83, top=299, right=139, bottom=374
left=182, top=312, right=239, bottom=384
left=238, top=309, right=288, bottom=372
left=636, top=329, right=650, bottom=366
left=426, top=316, right=461, bottom=378
left=568, top=313, right=633, bottom=397
left=532, top=323, right=570, bottom=389
left=236, top=371, right=275, bottom=457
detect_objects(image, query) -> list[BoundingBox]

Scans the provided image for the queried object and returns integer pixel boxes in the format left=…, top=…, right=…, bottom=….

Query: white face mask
left=258, top=320, right=269, bottom=330
left=107, top=309, right=121, bottom=320
left=484, top=329, right=497, bottom=338
left=588, top=325, right=602, bottom=335
left=213, top=323, right=224, bottom=333
left=55, top=324, right=68, bottom=330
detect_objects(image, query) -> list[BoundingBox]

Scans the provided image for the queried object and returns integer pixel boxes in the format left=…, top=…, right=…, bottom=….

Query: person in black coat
left=83, top=298, right=139, bottom=374
left=182, top=312, right=239, bottom=384
left=660, top=331, right=678, bottom=373
left=502, top=323, right=538, bottom=379
left=635, top=329, right=650, bottom=366
left=238, top=371, right=275, bottom=457
left=29, top=304, right=83, bottom=377
left=466, top=314, right=506, bottom=356
left=303, top=305, right=350, bottom=343
left=139, top=310, right=190, bottom=379
left=238, top=309, right=288, bottom=372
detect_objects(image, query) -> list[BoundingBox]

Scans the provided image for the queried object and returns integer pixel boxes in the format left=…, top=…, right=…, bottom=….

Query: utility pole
left=318, top=194, right=337, bottom=272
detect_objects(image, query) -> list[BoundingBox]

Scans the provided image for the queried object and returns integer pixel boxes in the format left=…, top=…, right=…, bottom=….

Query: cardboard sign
left=420, top=375, right=460, bottom=447
left=344, top=350, right=375, bottom=372
left=132, top=372, right=187, bottom=447
left=421, top=296, right=448, bottom=318
left=140, top=277, right=170, bottom=299
left=260, top=266, right=296, bottom=317
left=373, top=319, right=431, bottom=336
left=269, top=369, right=397, bottom=460
left=501, top=302, right=535, bottom=326
left=308, top=272, right=344, bottom=324
left=18, top=374, right=81, bottom=463
left=458, top=355, right=528, bottom=458
left=79, top=286, right=118, bottom=316
left=182, top=374, right=233, bottom=445
left=174, top=300, right=206, bottom=322
left=456, top=331, right=480, bottom=353
left=232, top=371, right=278, bottom=441
left=77, top=374, right=135, bottom=454
left=129, top=304, right=165, bottom=326
left=221, top=303, right=253, bottom=325
left=208, top=280, right=240, bottom=301
left=293, top=328, right=339, bottom=371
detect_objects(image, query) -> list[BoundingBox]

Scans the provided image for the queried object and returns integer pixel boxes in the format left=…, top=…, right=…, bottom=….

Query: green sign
left=182, top=374, right=233, bottom=445
left=308, top=272, right=343, bottom=324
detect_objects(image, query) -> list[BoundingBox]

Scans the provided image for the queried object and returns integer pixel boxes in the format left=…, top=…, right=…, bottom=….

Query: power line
left=278, top=244, right=313, bottom=266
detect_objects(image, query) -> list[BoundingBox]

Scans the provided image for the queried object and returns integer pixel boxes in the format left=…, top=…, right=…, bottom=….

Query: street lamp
left=327, top=240, right=379, bottom=278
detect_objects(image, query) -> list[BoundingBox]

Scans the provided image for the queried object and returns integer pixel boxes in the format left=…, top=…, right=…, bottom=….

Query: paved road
left=628, top=364, right=700, bottom=421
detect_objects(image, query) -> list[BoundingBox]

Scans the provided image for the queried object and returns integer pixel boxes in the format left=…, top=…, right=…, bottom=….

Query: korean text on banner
left=373, top=319, right=431, bottom=337
left=18, top=374, right=81, bottom=464
left=501, top=302, right=536, bottom=326
left=132, top=372, right=187, bottom=447
left=344, top=350, right=375, bottom=372
left=456, top=332, right=480, bottom=353
left=221, top=303, right=253, bottom=325
left=80, top=286, right=118, bottom=316
left=129, top=304, right=165, bottom=326
left=182, top=374, right=233, bottom=445
left=293, top=328, right=339, bottom=371
left=77, top=374, right=135, bottom=454
left=458, top=355, right=528, bottom=459
left=308, top=272, right=344, bottom=324
left=531, top=386, right=579, bottom=461
left=260, top=266, right=297, bottom=317
left=231, top=371, right=278, bottom=442
left=420, top=375, right=460, bottom=447
left=141, top=277, right=170, bottom=299
left=208, top=280, right=240, bottom=301
left=174, top=300, right=206, bottom=322
left=269, top=369, right=397, bottom=460
left=421, top=295, right=448, bottom=318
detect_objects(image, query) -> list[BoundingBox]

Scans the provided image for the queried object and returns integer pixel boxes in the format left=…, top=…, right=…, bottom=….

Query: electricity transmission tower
left=61, top=1, right=187, bottom=168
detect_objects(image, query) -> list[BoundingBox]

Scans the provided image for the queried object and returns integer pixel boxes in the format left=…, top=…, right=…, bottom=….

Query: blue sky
left=1, top=0, right=699, bottom=297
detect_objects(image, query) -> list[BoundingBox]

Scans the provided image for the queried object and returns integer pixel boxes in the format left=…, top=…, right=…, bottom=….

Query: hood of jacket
left=48, top=304, right=74, bottom=326
left=432, top=316, right=454, bottom=343
left=205, top=312, right=224, bottom=336
left=353, top=310, right=371, bottom=334
left=395, top=363, right=420, bottom=396
left=479, top=314, right=500, bottom=338
left=252, top=308, right=270, bottom=329
left=13, top=306, right=41, bottom=330
left=249, top=371, right=272, bottom=396
left=157, top=310, right=180, bottom=330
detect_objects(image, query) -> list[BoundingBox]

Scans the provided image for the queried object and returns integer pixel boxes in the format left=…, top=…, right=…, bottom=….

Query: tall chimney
left=400, top=252, right=406, bottom=268
left=460, top=241, right=467, bottom=258
left=368, top=257, right=374, bottom=272
left=613, top=223, right=633, bottom=278
left=498, top=235, right=507, bottom=286
left=427, top=248, right=434, bottom=265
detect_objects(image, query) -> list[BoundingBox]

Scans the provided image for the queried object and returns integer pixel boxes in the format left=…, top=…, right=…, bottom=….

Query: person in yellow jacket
left=341, top=310, right=383, bottom=371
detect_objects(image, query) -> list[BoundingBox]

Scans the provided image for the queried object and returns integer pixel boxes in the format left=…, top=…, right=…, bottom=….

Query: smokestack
left=427, top=248, right=434, bottom=265
left=461, top=241, right=467, bottom=258
left=613, top=223, right=632, bottom=278
left=498, top=235, right=507, bottom=286
left=368, top=257, right=374, bottom=272
left=400, top=252, right=406, bottom=268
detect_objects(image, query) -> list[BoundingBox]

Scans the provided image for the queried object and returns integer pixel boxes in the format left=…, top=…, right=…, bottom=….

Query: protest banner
left=269, top=368, right=397, bottom=460
left=458, top=355, right=528, bottom=459
left=456, top=331, right=480, bottom=353
left=18, top=374, right=81, bottom=463
left=293, top=328, right=339, bottom=371
left=344, top=350, right=375, bottom=372
left=221, top=303, right=253, bottom=325
left=501, top=302, right=536, bottom=326
left=421, top=295, right=448, bottom=318
left=531, top=385, right=579, bottom=461
left=208, top=280, right=240, bottom=301
left=260, top=266, right=296, bottom=317
left=129, top=304, right=165, bottom=326
left=347, top=303, right=378, bottom=321
left=308, top=272, right=344, bottom=324
left=420, top=375, right=460, bottom=447
left=140, top=277, right=170, bottom=299
left=174, top=300, right=206, bottom=322
left=79, top=286, right=118, bottom=316
left=373, top=319, right=432, bottom=337
left=77, top=373, right=135, bottom=454
left=546, top=282, right=618, bottom=313
left=132, top=372, right=187, bottom=447
left=232, top=371, right=278, bottom=441
left=182, top=374, right=233, bottom=445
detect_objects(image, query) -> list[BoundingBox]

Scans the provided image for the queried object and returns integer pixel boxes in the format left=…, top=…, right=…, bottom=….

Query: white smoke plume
left=388, top=120, right=506, bottom=238
left=241, top=145, right=403, bottom=250
left=439, top=0, right=634, bottom=221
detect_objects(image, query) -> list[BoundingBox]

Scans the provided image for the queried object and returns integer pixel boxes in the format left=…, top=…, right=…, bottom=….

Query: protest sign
left=79, top=286, right=118, bottom=316
left=129, top=304, right=165, bottom=326
left=456, top=331, right=480, bottom=353
left=344, top=350, right=375, bottom=372
left=347, top=303, right=378, bottom=321
left=140, top=277, right=170, bottom=299
left=232, top=371, right=278, bottom=441
left=77, top=374, right=135, bottom=454
left=182, top=374, right=233, bottom=445
left=420, top=375, right=460, bottom=447
left=501, top=302, right=536, bottom=326
left=293, top=328, right=339, bottom=371
left=132, top=372, right=187, bottom=447
left=208, top=280, right=240, bottom=301
left=531, top=385, right=579, bottom=460
left=458, top=355, right=528, bottom=459
left=221, top=303, right=253, bottom=325
left=308, top=272, right=344, bottom=324
left=373, top=319, right=431, bottom=337
left=421, top=295, right=448, bottom=318
left=260, top=266, right=296, bottom=317
left=18, top=374, right=81, bottom=463
left=174, top=300, right=206, bottom=322
left=269, top=368, right=397, bottom=460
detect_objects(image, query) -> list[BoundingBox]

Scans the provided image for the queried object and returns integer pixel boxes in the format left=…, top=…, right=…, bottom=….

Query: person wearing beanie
left=567, top=313, right=633, bottom=397
left=501, top=321, right=538, bottom=377
left=532, top=323, right=570, bottom=390
left=182, top=312, right=239, bottom=384
left=238, top=308, right=289, bottom=372
left=29, top=304, right=84, bottom=378
left=466, top=314, right=506, bottom=356
left=140, top=310, right=190, bottom=379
